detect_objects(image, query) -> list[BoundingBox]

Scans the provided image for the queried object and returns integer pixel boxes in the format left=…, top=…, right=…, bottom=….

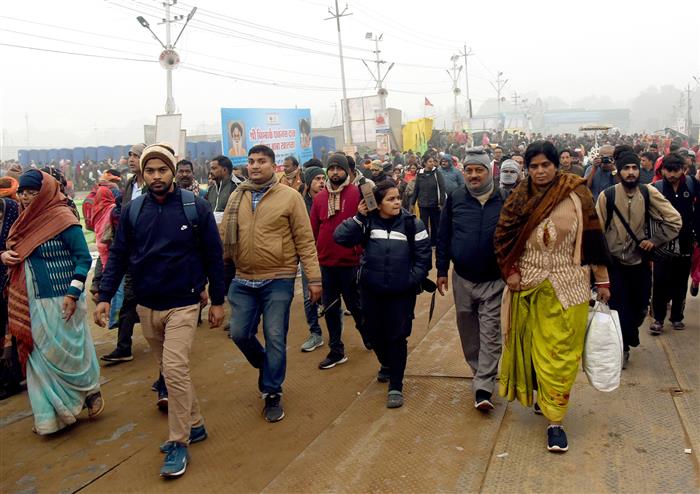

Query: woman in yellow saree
left=494, top=141, right=611, bottom=453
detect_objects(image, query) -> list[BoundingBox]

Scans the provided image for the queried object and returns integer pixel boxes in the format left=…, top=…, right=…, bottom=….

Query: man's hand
left=437, top=276, right=449, bottom=296
left=357, top=200, right=369, bottom=217
left=62, top=296, right=77, bottom=322
left=308, top=285, right=322, bottom=304
left=94, top=302, right=111, bottom=327
left=639, top=239, right=655, bottom=251
left=208, top=304, right=224, bottom=328
left=506, top=272, right=522, bottom=292
left=0, top=250, right=20, bottom=266
left=199, top=290, right=209, bottom=308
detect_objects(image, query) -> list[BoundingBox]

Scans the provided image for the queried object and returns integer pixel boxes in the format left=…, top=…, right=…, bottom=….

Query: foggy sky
left=1, top=0, right=699, bottom=151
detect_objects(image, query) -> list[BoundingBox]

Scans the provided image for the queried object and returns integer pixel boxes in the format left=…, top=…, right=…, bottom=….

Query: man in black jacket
left=95, top=144, right=225, bottom=479
left=436, top=147, right=505, bottom=411
left=410, top=154, right=446, bottom=247
left=650, top=153, right=700, bottom=332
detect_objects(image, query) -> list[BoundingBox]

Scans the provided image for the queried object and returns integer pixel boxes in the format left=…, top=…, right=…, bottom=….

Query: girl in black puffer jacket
left=334, top=181, right=432, bottom=409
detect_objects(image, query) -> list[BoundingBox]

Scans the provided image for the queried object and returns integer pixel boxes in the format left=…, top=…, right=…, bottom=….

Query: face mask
left=500, top=170, right=519, bottom=186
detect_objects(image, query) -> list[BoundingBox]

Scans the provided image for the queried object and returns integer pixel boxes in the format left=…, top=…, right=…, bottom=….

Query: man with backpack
left=595, top=152, right=681, bottom=368
left=649, top=153, right=700, bottom=333
left=95, top=143, right=225, bottom=479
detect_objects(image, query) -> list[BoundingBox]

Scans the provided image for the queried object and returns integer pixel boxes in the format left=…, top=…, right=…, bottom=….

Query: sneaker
left=160, top=442, right=189, bottom=478
left=534, top=402, right=543, bottom=415
left=86, top=392, right=105, bottom=418
left=387, top=390, right=404, bottom=409
left=100, top=349, right=133, bottom=363
left=691, top=283, right=699, bottom=297
left=623, top=350, right=630, bottom=370
left=300, top=333, right=324, bottom=352
left=318, top=353, right=348, bottom=370
left=377, top=366, right=390, bottom=383
left=649, top=320, right=663, bottom=336
left=547, top=425, right=569, bottom=452
left=474, top=390, right=494, bottom=411
left=263, top=394, right=285, bottom=423
left=157, top=383, right=169, bottom=412
left=160, top=424, right=208, bottom=453
left=672, top=321, right=685, bottom=331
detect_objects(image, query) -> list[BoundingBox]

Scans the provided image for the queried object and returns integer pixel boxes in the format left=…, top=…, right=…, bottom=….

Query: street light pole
left=326, top=0, right=353, bottom=146
left=458, top=44, right=473, bottom=120
left=164, top=1, right=175, bottom=114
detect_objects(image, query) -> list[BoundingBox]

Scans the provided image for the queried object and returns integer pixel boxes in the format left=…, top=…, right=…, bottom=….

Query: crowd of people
left=0, top=129, right=698, bottom=479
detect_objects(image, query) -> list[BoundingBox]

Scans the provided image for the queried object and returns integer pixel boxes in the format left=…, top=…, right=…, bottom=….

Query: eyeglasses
left=18, top=190, right=39, bottom=197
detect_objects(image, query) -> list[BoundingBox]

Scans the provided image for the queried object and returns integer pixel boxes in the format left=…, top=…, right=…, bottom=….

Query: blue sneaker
left=160, top=442, right=189, bottom=478
left=159, top=425, right=208, bottom=452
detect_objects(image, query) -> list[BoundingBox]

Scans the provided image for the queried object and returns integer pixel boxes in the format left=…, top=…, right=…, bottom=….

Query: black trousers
left=115, top=273, right=140, bottom=354
left=419, top=206, right=441, bottom=247
left=321, top=266, right=365, bottom=356
left=362, top=289, right=417, bottom=392
left=652, top=256, right=692, bottom=323
left=608, top=259, right=652, bottom=351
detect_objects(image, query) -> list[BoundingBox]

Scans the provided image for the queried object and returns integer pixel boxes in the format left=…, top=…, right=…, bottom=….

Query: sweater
left=99, top=187, right=225, bottom=310
left=436, top=186, right=504, bottom=282
left=27, top=225, right=91, bottom=300
left=310, top=184, right=363, bottom=267
left=655, top=177, right=700, bottom=255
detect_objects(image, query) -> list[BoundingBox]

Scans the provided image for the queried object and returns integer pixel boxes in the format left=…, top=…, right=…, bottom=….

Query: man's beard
left=621, top=176, right=639, bottom=190
left=329, top=175, right=346, bottom=185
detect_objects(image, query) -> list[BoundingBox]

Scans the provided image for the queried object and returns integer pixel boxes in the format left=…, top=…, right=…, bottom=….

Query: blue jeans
left=109, top=279, right=125, bottom=328
left=228, top=278, right=295, bottom=395
left=301, top=267, right=321, bottom=336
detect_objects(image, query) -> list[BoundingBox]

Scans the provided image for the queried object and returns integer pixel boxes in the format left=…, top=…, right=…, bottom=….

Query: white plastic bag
left=583, top=302, right=623, bottom=392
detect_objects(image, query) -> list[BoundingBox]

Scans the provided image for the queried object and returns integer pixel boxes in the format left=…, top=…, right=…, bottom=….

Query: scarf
left=403, top=171, right=416, bottom=183
left=220, top=175, right=279, bottom=260
left=494, top=172, right=609, bottom=278
left=326, top=175, right=350, bottom=218
left=0, top=177, right=19, bottom=201
left=184, top=180, right=201, bottom=197
left=281, top=168, right=301, bottom=186
left=466, top=174, right=494, bottom=197
left=6, top=172, right=80, bottom=373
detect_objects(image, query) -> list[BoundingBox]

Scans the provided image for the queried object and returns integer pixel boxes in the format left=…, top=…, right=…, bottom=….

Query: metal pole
left=461, top=44, right=472, bottom=120
left=375, top=36, right=385, bottom=111
left=164, top=1, right=175, bottom=114
left=327, top=0, right=352, bottom=146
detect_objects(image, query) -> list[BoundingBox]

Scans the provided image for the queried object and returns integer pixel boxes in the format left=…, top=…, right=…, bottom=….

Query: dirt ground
left=0, top=274, right=697, bottom=493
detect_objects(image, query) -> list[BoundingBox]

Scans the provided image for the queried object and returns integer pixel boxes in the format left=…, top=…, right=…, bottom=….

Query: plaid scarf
left=326, top=176, right=350, bottom=218
left=220, top=175, right=279, bottom=261
left=494, top=172, right=610, bottom=277
left=184, top=180, right=201, bottom=197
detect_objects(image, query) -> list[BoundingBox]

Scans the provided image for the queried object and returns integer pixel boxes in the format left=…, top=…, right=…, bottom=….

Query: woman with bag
left=1, top=170, right=104, bottom=434
left=334, top=181, right=432, bottom=409
left=494, top=141, right=611, bottom=453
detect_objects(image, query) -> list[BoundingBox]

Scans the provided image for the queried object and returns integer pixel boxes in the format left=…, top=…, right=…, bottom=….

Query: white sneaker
left=301, top=333, right=324, bottom=352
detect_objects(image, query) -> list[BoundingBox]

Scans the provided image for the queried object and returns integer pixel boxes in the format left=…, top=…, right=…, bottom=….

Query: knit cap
left=129, top=143, right=146, bottom=157
left=326, top=153, right=349, bottom=175
left=140, top=143, right=177, bottom=175
left=616, top=152, right=640, bottom=173
left=303, top=166, right=325, bottom=185
left=18, top=169, right=43, bottom=192
left=463, top=146, right=493, bottom=172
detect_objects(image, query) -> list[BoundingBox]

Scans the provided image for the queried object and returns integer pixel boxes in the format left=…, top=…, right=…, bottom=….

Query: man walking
left=411, top=153, right=446, bottom=247
left=279, top=156, right=304, bottom=193
left=586, top=144, right=617, bottom=200
left=221, top=144, right=321, bottom=423
left=95, top=144, right=225, bottom=478
left=206, top=155, right=239, bottom=223
left=100, top=143, right=145, bottom=364
left=310, top=153, right=368, bottom=369
left=596, top=152, right=681, bottom=367
left=438, top=154, right=465, bottom=197
left=649, top=153, right=700, bottom=333
left=436, top=148, right=506, bottom=411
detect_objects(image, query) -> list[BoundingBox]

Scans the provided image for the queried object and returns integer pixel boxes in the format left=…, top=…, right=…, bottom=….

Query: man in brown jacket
left=220, top=144, right=322, bottom=423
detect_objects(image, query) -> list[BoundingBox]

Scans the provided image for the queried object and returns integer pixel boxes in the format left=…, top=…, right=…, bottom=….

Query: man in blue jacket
left=436, top=147, right=505, bottom=412
left=438, top=153, right=465, bottom=197
left=95, top=144, right=225, bottom=479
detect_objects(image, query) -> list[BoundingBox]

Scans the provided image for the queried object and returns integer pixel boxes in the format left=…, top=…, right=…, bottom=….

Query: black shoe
left=474, top=390, right=494, bottom=411
left=318, top=353, right=348, bottom=370
left=691, top=283, right=699, bottom=297
left=377, top=366, right=390, bottom=383
left=157, top=383, right=169, bottom=412
left=100, top=349, right=133, bottom=363
left=263, top=394, right=285, bottom=422
left=547, top=425, right=569, bottom=452
left=534, top=402, right=543, bottom=415
left=623, top=350, right=630, bottom=370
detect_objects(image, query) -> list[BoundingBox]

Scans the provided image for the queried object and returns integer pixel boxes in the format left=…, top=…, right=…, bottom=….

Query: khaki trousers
left=137, top=303, right=203, bottom=444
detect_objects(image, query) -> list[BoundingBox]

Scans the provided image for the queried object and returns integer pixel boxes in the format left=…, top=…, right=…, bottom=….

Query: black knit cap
left=326, top=153, right=349, bottom=175
left=616, top=151, right=640, bottom=173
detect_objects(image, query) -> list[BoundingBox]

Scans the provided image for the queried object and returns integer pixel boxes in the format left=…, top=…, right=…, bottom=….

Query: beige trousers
left=136, top=303, right=203, bottom=444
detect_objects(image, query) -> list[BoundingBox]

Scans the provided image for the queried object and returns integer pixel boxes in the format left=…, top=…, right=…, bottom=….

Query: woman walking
left=334, top=181, right=432, bottom=408
left=2, top=170, right=103, bottom=434
left=494, top=141, right=611, bottom=452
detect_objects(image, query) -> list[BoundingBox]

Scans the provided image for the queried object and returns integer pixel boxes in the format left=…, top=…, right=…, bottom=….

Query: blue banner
left=221, top=108, right=313, bottom=168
